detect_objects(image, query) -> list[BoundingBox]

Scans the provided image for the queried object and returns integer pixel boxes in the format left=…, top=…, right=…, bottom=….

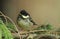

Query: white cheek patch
left=22, top=15, right=29, bottom=18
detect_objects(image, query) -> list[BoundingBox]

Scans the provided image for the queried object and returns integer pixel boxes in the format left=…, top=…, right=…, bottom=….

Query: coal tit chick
left=17, top=10, right=37, bottom=31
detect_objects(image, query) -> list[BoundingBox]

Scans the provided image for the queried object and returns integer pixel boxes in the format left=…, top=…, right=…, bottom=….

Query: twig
left=6, top=16, right=21, bottom=39
left=0, top=11, right=21, bottom=39
left=19, top=30, right=47, bottom=35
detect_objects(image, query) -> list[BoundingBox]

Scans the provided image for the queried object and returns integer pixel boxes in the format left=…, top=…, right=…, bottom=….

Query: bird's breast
left=18, top=19, right=33, bottom=30
left=18, top=19, right=33, bottom=27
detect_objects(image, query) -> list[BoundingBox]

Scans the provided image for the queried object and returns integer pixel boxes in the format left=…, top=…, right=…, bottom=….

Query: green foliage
left=46, top=24, right=53, bottom=30
left=0, top=28, right=2, bottom=39
left=34, top=24, right=53, bottom=30
left=0, top=19, right=13, bottom=39
left=6, top=20, right=17, bottom=33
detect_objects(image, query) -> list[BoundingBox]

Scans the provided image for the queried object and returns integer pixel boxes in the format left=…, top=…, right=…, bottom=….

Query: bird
left=17, top=10, right=37, bottom=31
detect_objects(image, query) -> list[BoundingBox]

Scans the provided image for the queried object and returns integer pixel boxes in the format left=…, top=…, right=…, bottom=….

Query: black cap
left=20, top=10, right=29, bottom=16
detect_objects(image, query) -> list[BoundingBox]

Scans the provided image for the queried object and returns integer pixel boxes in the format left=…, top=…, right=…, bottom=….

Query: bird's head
left=20, top=10, right=30, bottom=18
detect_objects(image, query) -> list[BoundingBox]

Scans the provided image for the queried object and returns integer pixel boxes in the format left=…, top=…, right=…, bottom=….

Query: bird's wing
left=29, top=17, right=37, bottom=25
